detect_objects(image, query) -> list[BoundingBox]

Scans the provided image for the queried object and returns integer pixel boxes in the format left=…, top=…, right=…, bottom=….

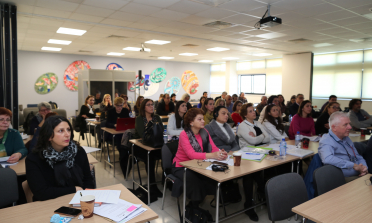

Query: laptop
left=116, top=118, right=136, bottom=131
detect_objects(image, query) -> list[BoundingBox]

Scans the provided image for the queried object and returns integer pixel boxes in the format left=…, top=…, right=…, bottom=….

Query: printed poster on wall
left=181, top=70, right=199, bottom=95
left=34, top=72, right=58, bottom=94
left=164, top=77, right=181, bottom=95
left=64, top=60, right=91, bottom=91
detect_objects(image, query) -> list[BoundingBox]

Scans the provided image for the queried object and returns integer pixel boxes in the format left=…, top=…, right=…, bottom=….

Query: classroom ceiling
left=8, top=0, right=372, bottom=63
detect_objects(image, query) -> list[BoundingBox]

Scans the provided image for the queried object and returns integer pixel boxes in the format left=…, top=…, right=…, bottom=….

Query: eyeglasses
left=146, top=104, right=154, bottom=107
left=115, top=104, right=124, bottom=107
left=40, top=108, right=51, bottom=112
left=0, top=119, right=11, bottom=123
left=332, top=106, right=340, bottom=110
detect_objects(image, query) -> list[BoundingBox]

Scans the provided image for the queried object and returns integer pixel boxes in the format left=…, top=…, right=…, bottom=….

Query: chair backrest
left=265, top=173, right=308, bottom=221
left=313, top=165, right=345, bottom=196
left=52, top=109, right=67, bottom=118
left=161, top=141, right=179, bottom=175
left=0, top=168, right=19, bottom=208
left=23, top=108, right=67, bottom=124
left=22, top=180, right=33, bottom=203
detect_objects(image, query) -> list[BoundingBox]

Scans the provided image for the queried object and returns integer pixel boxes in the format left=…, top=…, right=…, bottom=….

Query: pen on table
left=80, top=192, right=83, bottom=196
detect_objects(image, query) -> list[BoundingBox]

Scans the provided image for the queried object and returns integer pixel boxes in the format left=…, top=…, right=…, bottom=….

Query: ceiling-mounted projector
left=254, top=4, right=282, bottom=29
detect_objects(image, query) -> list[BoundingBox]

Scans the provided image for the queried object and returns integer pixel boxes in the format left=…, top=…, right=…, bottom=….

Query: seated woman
left=231, top=100, right=243, bottom=125
left=120, top=94, right=132, bottom=111
left=78, top=95, right=96, bottom=140
left=258, top=95, right=281, bottom=123
left=288, top=100, right=316, bottom=139
left=28, top=102, right=52, bottom=135
left=167, top=101, right=187, bottom=136
left=133, top=99, right=164, bottom=197
left=286, top=95, right=296, bottom=108
left=134, top=96, right=144, bottom=116
left=26, top=116, right=94, bottom=201
left=238, top=103, right=270, bottom=147
left=172, top=108, right=227, bottom=209
left=99, top=94, right=113, bottom=113
left=315, top=102, right=340, bottom=135
left=214, top=98, right=226, bottom=107
left=29, top=112, right=58, bottom=153
left=261, top=104, right=288, bottom=144
left=278, top=94, right=287, bottom=115
left=202, top=98, right=214, bottom=125
left=197, top=96, right=205, bottom=109
left=106, top=97, right=130, bottom=129
left=181, top=93, right=192, bottom=110
left=0, top=107, right=28, bottom=162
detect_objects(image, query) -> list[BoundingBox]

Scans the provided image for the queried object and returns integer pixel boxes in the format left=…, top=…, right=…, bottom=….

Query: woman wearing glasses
left=0, top=107, right=28, bottom=163
left=28, top=102, right=52, bottom=135
left=315, top=102, right=341, bottom=135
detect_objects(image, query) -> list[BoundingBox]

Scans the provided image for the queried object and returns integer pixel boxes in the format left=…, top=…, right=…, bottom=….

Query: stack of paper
left=93, top=199, right=147, bottom=223
left=286, top=148, right=314, bottom=158
left=69, top=190, right=121, bottom=205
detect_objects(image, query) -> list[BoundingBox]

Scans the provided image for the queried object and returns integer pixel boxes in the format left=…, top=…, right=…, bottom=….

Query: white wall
left=282, top=53, right=313, bottom=101
left=18, top=51, right=211, bottom=117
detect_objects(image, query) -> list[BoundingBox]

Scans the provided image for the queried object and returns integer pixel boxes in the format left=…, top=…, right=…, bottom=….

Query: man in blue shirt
left=225, top=95, right=233, bottom=113
left=319, top=111, right=368, bottom=182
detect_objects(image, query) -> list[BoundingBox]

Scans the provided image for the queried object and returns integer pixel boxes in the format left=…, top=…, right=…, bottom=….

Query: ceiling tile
left=62, top=21, right=94, bottom=31
left=17, top=4, right=34, bottom=13
left=82, top=0, right=129, bottom=10
left=109, top=11, right=144, bottom=22
left=327, top=0, right=372, bottom=9
left=184, top=25, right=218, bottom=33
left=132, top=0, right=181, bottom=8
left=69, top=13, right=104, bottom=23
left=150, top=9, right=190, bottom=21
left=244, top=5, right=289, bottom=18
left=272, top=0, right=324, bottom=10
left=33, top=6, right=72, bottom=18
left=163, top=21, right=196, bottom=30
left=316, top=10, right=357, bottom=22
left=29, top=17, right=64, bottom=26
left=100, top=18, right=133, bottom=27
left=119, top=2, right=162, bottom=15
left=256, top=32, right=287, bottom=39
left=195, top=7, right=236, bottom=20
left=218, top=0, right=267, bottom=13
left=9, top=0, right=37, bottom=6
left=111, top=29, right=142, bottom=38
left=241, top=29, right=271, bottom=35
left=294, top=3, right=342, bottom=17
left=179, top=15, right=215, bottom=25
left=167, top=0, right=212, bottom=14
left=222, top=25, right=254, bottom=33
left=316, top=27, right=352, bottom=35
left=126, top=22, right=159, bottom=31
left=75, top=5, right=115, bottom=17
left=221, top=14, right=258, bottom=25
left=136, top=16, right=174, bottom=26
left=349, top=4, right=372, bottom=15
left=35, top=0, right=79, bottom=11
left=331, top=16, right=372, bottom=26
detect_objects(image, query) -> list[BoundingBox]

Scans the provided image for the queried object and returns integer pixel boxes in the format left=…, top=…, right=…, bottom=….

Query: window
left=240, top=74, right=266, bottom=94
left=210, top=63, right=226, bottom=93
left=211, top=63, right=226, bottom=72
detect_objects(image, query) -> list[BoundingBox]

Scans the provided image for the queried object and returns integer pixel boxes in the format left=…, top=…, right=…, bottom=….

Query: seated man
left=225, top=95, right=233, bottom=113
left=156, top=93, right=175, bottom=115
left=319, top=95, right=337, bottom=113
left=255, top=95, right=267, bottom=116
left=319, top=112, right=368, bottom=182
left=289, top=93, right=304, bottom=116
left=348, top=99, right=372, bottom=130
left=232, top=94, right=238, bottom=103
left=214, top=91, right=227, bottom=101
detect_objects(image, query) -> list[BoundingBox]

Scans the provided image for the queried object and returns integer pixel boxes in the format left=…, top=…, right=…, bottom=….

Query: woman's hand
left=82, top=115, right=87, bottom=118
left=249, top=132, right=256, bottom=137
left=7, top=153, right=22, bottom=163
left=75, top=186, right=83, bottom=192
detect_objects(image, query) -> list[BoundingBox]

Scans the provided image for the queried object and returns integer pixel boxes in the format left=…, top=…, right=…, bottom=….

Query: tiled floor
left=77, top=133, right=304, bottom=223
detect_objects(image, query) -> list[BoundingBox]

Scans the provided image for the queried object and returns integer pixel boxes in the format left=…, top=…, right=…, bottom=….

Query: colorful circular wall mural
left=150, top=67, right=167, bottom=83
left=181, top=70, right=199, bottom=95
left=34, top=72, right=58, bottom=94
left=164, top=77, right=181, bottom=95
left=64, top=60, right=91, bottom=91
left=106, top=63, right=124, bottom=70
left=128, top=74, right=145, bottom=92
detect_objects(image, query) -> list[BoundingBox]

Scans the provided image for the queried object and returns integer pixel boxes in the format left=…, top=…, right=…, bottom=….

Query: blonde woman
left=202, top=98, right=214, bottom=125
left=100, top=94, right=113, bottom=112
left=181, top=93, right=192, bottom=110
left=215, top=98, right=226, bottom=107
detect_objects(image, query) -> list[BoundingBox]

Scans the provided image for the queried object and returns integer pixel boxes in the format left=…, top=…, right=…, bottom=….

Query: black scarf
left=184, top=127, right=212, bottom=153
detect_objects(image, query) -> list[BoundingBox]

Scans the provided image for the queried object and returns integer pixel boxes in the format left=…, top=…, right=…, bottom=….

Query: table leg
left=132, top=144, right=135, bottom=190
left=183, top=168, right=187, bottom=223
left=297, top=160, right=300, bottom=174
left=216, top=182, right=220, bottom=223
left=291, top=162, right=294, bottom=172
left=94, top=124, right=97, bottom=148
left=148, top=151, right=151, bottom=206
left=88, top=123, right=91, bottom=147
left=113, top=135, right=116, bottom=177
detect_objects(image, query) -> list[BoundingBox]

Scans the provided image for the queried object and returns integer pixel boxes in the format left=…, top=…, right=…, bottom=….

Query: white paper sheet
left=242, top=153, right=265, bottom=161
left=0, top=156, right=10, bottom=162
left=82, top=146, right=101, bottom=153
left=0, top=161, right=18, bottom=168
left=301, top=135, right=321, bottom=142
left=204, top=155, right=232, bottom=165
left=119, top=207, right=147, bottom=223
left=69, top=190, right=121, bottom=204
left=93, top=199, right=144, bottom=223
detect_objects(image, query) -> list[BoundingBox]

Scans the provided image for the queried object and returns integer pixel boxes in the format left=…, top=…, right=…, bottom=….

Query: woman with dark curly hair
left=26, top=116, right=94, bottom=201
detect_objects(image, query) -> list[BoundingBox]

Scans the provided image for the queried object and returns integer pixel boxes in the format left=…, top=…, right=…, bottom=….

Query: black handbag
left=185, top=206, right=213, bottom=223
left=143, top=118, right=164, bottom=148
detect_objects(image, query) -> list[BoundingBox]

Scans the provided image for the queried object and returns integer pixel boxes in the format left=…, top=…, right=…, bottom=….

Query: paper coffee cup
left=80, top=195, right=95, bottom=218
left=233, top=152, right=242, bottom=166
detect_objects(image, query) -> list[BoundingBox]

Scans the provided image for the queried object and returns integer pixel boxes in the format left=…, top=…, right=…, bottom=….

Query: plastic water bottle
left=236, top=122, right=240, bottom=134
left=163, top=130, right=168, bottom=144
left=279, top=138, right=287, bottom=156
left=295, top=131, right=301, bottom=146
left=129, top=111, right=133, bottom=118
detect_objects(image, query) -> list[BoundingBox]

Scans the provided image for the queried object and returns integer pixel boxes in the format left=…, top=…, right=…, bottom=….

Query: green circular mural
left=150, top=67, right=167, bottom=83
left=34, top=72, right=58, bottom=94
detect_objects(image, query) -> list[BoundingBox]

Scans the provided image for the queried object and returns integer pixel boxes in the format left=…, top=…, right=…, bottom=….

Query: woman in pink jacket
left=288, top=100, right=316, bottom=139
left=172, top=108, right=227, bottom=208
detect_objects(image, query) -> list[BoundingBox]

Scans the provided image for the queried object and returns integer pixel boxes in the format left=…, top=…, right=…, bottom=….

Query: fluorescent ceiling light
left=199, top=60, right=214, bottom=62
left=222, top=57, right=239, bottom=60
left=158, top=57, right=174, bottom=60
left=107, top=52, right=124, bottom=56
left=252, top=53, right=273, bottom=56
left=47, top=39, right=71, bottom=45
left=179, top=53, right=198, bottom=56
left=123, top=47, right=151, bottom=52
left=313, top=43, right=333, bottom=48
left=41, top=47, right=61, bottom=51
left=57, top=27, right=86, bottom=36
left=145, top=39, right=171, bottom=45
left=207, top=47, right=230, bottom=52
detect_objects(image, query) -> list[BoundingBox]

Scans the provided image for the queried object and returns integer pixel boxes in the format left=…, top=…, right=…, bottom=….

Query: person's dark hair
left=323, top=102, right=340, bottom=113
left=199, top=96, right=205, bottom=104
left=202, top=98, right=214, bottom=114
left=171, top=93, right=176, bottom=98
left=263, top=104, right=284, bottom=134
left=184, top=108, right=204, bottom=129
left=232, top=94, right=238, bottom=98
left=163, top=93, right=170, bottom=99
left=139, top=99, right=154, bottom=117
left=84, top=95, right=94, bottom=106
left=297, top=100, right=312, bottom=117
left=0, top=107, right=12, bottom=117
left=296, top=93, right=304, bottom=98
left=135, top=96, right=144, bottom=110
left=277, top=94, right=285, bottom=107
left=175, top=100, right=186, bottom=128
left=329, top=95, right=337, bottom=100
left=240, top=103, right=253, bottom=120
left=232, top=100, right=242, bottom=112
left=33, top=116, right=78, bottom=156
left=349, top=99, right=362, bottom=109
left=213, top=106, right=226, bottom=120
left=120, top=94, right=128, bottom=100
left=45, top=112, right=58, bottom=119
left=267, top=95, right=278, bottom=104
left=203, top=91, right=207, bottom=95
left=290, top=95, right=296, bottom=100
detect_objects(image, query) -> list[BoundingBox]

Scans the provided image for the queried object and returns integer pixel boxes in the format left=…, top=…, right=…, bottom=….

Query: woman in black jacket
left=26, top=116, right=94, bottom=201
left=79, top=95, right=96, bottom=140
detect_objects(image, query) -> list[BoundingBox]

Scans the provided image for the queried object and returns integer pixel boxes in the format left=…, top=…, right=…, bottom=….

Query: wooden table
left=129, top=139, right=162, bottom=205
left=159, top=115, right=168, bottom=119
left=180, top=152, right=300, bottom=223
left=0, top=184, right=158, bottom=223
left=22, top=135, right=33, bottom=145
left=349, top=134, right=371, bottom=143
left=163, top=122, right=168, bottom=126
left=101, top=127, right=127, bottom=177
left=10, top=154, right=98, bottom=176
left=292, top=174, right=372, bottom=223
